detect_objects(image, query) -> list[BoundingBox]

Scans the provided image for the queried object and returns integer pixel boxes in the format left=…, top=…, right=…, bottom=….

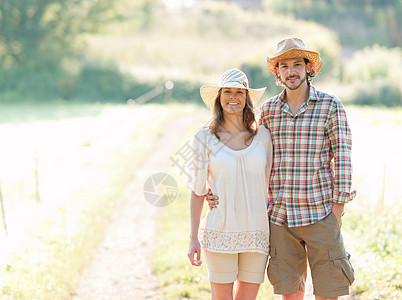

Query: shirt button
left=287, top=176, right=292, bottom=180
left=288, top=139, right=293, bottom=144
left=288, top=158, right=293, bottom=162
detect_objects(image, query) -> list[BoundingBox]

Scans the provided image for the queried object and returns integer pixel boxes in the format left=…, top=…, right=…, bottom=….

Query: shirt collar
left=276, top=84, right=321, bottom=104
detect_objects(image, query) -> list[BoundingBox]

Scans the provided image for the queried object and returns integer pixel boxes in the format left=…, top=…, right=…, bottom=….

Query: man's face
left=276, top=58, right=311, bottom=90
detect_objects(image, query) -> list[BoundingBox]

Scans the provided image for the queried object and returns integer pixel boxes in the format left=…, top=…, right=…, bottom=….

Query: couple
left=186, top=38, right=356, bottom=300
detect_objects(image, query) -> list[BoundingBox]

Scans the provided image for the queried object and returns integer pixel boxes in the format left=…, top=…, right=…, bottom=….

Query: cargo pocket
left=328, top=246, right=355, bottom=291
left=267, top=246, right=281, bottom=286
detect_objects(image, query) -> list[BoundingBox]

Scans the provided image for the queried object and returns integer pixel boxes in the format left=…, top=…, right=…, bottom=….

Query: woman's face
left=219, top=87, right=247, bottom=116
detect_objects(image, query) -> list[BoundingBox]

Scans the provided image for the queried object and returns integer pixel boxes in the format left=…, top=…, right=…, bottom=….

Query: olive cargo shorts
left=267, top=212, right=355, bottom=297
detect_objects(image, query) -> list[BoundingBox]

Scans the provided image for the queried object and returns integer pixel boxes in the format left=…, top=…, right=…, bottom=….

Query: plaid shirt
left=259, top=84, right=356, bottom=227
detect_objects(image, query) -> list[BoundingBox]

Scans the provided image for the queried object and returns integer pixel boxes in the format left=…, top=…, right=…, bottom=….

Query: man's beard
left=281, top=74, right=306, bottom=90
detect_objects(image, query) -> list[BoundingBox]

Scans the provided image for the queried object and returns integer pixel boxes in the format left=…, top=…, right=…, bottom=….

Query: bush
left=0, top=57, right=66, bottom=102
left=241, top=61, right=282, bottom=99
left=343, top=45, right=402, bottom=83
left=71, top=63, right=126, bottom=101
left=0, top=58, right=162, bottom=103
left=344, top=45, right=402, bottom=107
left=262, top=0, right=401, bottom=47
left=351, top=80, right=402, bottom=107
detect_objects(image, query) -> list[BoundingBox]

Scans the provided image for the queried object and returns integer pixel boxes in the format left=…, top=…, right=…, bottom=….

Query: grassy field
left=0, top=103, right=198, bottom=299
left=153, top=105, right=402, bottom=300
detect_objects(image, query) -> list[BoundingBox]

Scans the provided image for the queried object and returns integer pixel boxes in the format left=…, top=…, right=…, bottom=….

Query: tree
left=262, top=0, right=402, bottom=47
left=0, top=0, right=117, bottom=66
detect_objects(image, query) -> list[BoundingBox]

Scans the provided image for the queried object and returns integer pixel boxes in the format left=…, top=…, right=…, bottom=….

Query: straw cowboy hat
left=200, top=68, right=266, bottom=109
left=266, top=38, right=322, bottom=75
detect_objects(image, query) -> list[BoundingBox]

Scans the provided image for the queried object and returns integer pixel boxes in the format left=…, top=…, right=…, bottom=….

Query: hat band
left=221, top=80, right=248, bottom=88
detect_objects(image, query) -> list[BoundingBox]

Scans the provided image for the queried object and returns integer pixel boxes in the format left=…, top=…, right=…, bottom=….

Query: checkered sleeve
left=326, top=100, right=356, bottom=204
left=258, top=103, right=269, bottom=128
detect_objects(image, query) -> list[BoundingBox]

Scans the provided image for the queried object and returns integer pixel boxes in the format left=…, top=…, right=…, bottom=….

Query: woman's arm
left=187, top=191, right=205, bottom=266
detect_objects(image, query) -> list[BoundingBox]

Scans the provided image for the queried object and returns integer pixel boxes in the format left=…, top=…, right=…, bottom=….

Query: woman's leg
left=235, top=252, right=268, bottom=300
left=234, top=281, right=260, bottom=300
left=211, top=282, right=234, bottom=300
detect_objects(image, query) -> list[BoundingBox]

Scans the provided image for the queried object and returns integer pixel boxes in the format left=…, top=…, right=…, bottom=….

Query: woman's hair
left=208, top=89, right=257, bottom=144
left=274, top=58, right=316, bottom=86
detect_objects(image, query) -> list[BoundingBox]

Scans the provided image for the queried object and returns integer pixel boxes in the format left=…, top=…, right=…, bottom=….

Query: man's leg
left=267, top=222, right=308, bottom=296
left=283, top=290, right=304, bottom=300
left=301, top=212, right=354, bottom=298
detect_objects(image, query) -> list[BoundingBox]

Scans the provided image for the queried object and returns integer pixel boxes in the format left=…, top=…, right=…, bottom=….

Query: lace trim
left=199, top=229, right=269, bottom=254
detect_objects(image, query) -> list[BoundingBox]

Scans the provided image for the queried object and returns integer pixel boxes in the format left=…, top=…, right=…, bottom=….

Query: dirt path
left=71, top=114, right=202, bottom=300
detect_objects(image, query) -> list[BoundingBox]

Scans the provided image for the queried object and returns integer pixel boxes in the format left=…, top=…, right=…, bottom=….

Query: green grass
left=0, top=103, right=197, bottom=299
left=0, top=102, right=114, bottom=125
left=343, top=205, right=402, bottom=300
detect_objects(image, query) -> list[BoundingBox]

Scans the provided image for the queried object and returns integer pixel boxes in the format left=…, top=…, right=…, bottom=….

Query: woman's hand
left=206, top=188, right=219, bottom=209
left=187, top=239, right=202, bottom=266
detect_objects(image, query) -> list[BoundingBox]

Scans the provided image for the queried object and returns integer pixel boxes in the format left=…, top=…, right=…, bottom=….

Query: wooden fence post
left=0, top=181, right=8, bottom=236
left=34, top=151, right=41, bottom=204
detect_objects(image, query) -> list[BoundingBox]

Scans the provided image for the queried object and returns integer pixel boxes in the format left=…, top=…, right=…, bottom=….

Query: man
left=207, top=38, right=356, bottom=299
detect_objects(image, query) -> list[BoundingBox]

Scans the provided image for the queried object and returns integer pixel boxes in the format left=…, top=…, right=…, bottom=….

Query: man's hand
left=206, top=189, right=219, bottom=209
left=332, top=203, right=345, bottom=226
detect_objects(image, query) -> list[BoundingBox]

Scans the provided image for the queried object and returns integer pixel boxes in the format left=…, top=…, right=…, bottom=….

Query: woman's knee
left=210, top=282, right=234, bottom=300
left=234, top=281, right=260, bottom=300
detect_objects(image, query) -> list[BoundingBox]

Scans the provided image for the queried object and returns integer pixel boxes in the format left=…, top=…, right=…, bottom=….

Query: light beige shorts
left=204, top=250, right=268, bottom=284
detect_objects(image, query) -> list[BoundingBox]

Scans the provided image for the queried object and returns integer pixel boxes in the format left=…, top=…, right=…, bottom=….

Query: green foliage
left=351, top=80, right=402, bottom=107
left=0, top=0, right=117, bottom=66
left=343, top=45, right=402, bottom=83
left=241, top=61, right=282, bottom=99
left=343, top=45, right=402, bottom=106
left=67, top=63, right=125, bottom=101
left=169, top=81, right=203, bottom=105
left=0, top=57, right=163, bottom=103
left=110, top=0, right=159, bottom=31
left=344, top=205, right=402, bottom=299
left=263, top=0, right=402, bottom=47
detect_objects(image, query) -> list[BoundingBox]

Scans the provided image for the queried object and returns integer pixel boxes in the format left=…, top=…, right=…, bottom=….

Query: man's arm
left=327, top=101, right=356, bottom=223
left=206, top=188, right=219, bottom=209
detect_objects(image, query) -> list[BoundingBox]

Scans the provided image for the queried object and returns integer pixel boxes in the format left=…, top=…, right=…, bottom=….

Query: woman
left=186, top=68, right=273, bottom=300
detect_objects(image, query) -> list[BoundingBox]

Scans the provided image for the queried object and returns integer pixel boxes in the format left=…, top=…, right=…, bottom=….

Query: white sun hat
left=200, top=68, right=267, bottom=109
